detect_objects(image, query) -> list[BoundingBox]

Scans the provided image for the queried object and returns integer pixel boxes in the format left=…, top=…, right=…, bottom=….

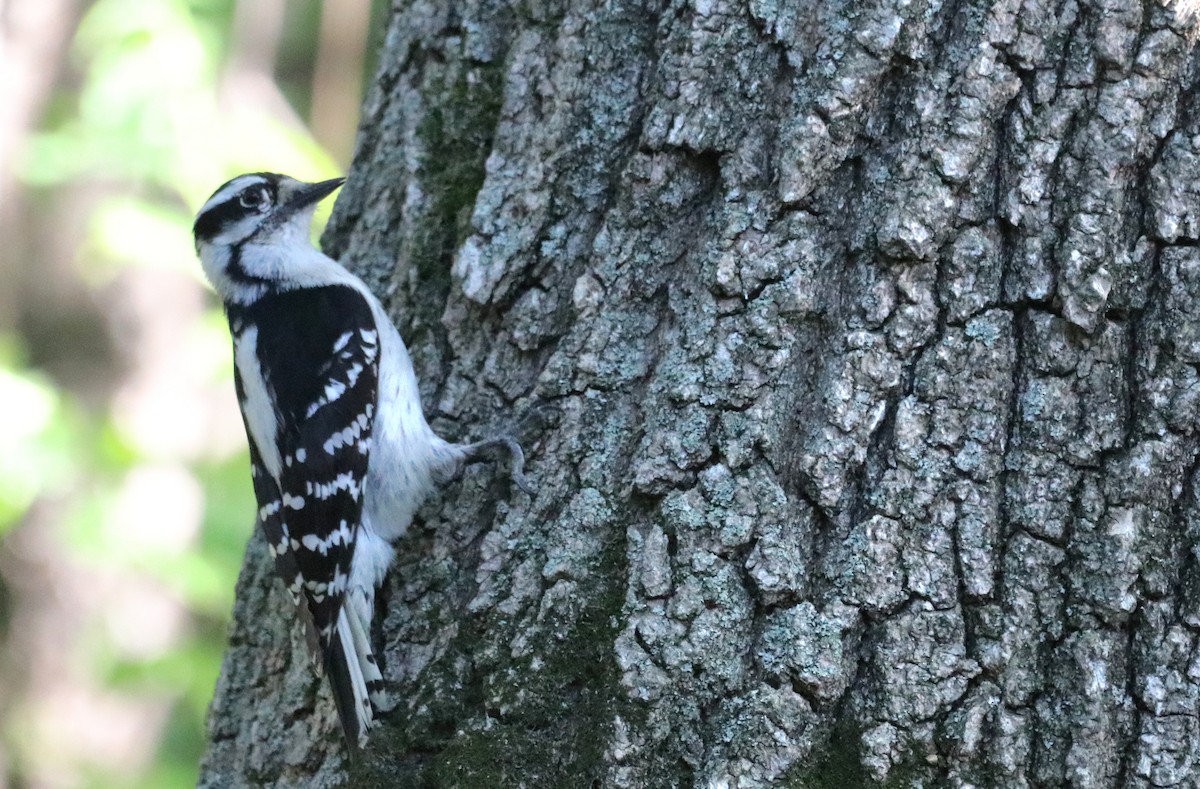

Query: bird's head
left=193, top=172, right=345, bottom=300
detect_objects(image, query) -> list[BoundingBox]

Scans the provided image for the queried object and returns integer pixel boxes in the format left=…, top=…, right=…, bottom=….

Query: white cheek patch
left=214, top=215, right=265, bottom=246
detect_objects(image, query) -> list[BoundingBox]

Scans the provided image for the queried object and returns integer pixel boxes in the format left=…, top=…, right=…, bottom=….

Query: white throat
left=199, top=217, right=356, bottom=304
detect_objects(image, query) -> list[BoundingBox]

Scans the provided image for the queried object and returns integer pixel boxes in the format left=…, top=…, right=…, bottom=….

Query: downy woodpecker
left=193, top=172, right=530, bottom=749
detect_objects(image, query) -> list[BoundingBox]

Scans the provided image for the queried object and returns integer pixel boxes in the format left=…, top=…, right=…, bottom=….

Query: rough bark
left=199, top=0, right=1200, bottom=786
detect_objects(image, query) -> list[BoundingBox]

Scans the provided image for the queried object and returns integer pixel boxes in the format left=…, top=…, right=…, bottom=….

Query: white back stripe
left=234, top=326, right=282, bottom=479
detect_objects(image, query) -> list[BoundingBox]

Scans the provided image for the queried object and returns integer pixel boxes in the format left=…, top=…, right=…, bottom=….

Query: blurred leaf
left=86, top=199, right=197, bottom=282
left=0, top=347, right=77, bottom=532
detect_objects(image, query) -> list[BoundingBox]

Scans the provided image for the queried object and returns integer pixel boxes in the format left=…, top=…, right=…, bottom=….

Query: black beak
left=288, top=177, right=346, bottom=211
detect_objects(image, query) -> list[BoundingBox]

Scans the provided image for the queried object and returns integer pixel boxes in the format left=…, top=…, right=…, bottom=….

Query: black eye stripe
left=193, top=198, right=251, bottom=241
left=193, top=175, right=281, bottom=242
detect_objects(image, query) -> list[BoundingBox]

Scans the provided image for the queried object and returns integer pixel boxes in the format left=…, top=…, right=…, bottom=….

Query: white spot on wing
left=295, top=523, right=355, bottom=557
left=311, top=472, right=362, bottom=500
left=324, top=379, right=347, bottom=402
left=307, top=373, right=368, bottom=416
left=324, top=431, right=344, bottom=454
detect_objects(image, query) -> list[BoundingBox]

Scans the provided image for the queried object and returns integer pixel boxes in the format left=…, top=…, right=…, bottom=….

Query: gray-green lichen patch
left=413, top=64, right=506, bottom=296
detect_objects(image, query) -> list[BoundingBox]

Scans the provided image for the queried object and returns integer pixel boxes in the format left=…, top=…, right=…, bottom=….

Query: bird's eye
left=239, top=187, right=270, bottom=210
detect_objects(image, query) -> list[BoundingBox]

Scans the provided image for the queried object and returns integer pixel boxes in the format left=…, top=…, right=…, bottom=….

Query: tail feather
left=325, top=609, right=375, bottom=750
left=344, top=592, right=389, bottom=710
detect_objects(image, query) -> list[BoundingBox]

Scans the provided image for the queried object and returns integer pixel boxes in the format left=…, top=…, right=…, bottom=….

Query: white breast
left=360, top=298, right=447, bottom=543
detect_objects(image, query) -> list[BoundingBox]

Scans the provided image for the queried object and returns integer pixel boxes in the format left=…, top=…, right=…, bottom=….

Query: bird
left=193, top=172, right=530, bottom=749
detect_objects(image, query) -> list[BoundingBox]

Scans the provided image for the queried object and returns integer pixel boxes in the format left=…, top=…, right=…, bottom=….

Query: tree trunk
left=199, top=0, right=1200, bottom=786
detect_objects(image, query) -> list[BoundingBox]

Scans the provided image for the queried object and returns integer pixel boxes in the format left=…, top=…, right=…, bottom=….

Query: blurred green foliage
left=4, top=0, right=370, bottom=785
left=0, top=342, right=74, bottom=533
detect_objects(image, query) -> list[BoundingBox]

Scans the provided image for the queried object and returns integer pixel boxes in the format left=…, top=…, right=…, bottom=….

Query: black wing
left=229, top=284, right=379, bottom=741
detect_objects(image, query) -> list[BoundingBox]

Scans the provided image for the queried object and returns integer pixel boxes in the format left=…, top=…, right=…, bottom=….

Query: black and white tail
left=324, top=602, right=385, bottom=750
